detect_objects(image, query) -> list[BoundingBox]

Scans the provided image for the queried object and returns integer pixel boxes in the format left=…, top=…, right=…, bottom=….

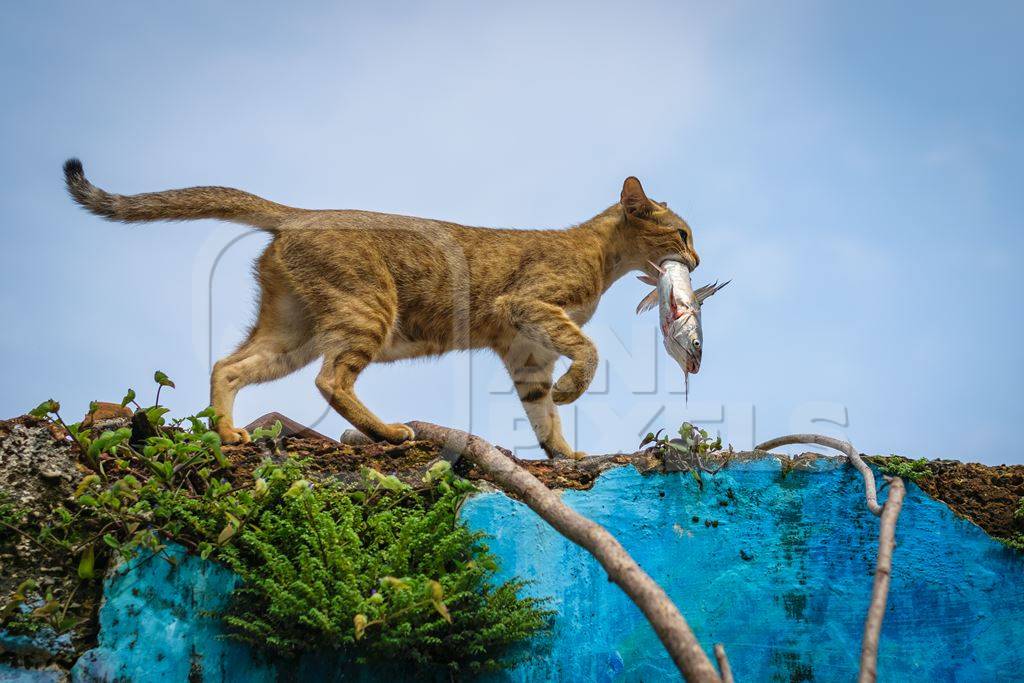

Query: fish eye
left=693, top=339, right=701, bottom=349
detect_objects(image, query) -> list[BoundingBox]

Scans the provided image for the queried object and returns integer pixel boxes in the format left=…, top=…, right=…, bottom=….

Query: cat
left=64, top=159, right=699, bottom=459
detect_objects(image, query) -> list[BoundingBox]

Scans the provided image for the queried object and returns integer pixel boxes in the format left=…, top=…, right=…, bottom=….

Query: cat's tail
left=63, top=159, right=300, bottom=232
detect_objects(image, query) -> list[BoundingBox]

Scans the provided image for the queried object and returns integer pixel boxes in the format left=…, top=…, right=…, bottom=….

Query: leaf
left=29, top=399, right=60, bottom=418
left=153, top=371, right=176, bottom=389
left=75, top=474, right=101, bottom=497
left=422, top=460, right=451, bottom=485
left=120, top=388, right=136, bottom=407
left=88, top=401, right=99, bottom=414
left=380, top=576, right=408, bottom=591
left=145, top=406, right=170, bottom=426
left=283, top=480, right=311, bottom=500
left=251, top=420, right=283, bottom=440
left=639, top=432, right=656, bottom=448
left=432, top=599, right=452, bottom=624
left=429, top=580, right=443, bottom=602
left=200, top=431, right=229, bottom=467
left=102, top=533, right=120, bottom=549
left=77, top=545, right=95, bottom=579
left=354, top=613, right=368, bottom=640
left=379, top=474, right=409, bottom=493
left=690, top=467, right=703, bottom=490
left=217, top=523, right=236, bottom=545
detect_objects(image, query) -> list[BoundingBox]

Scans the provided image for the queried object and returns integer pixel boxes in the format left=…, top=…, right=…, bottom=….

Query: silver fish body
left=658, top=260, right=703, bottom=375
left=635, top=261, right=729, bottom=390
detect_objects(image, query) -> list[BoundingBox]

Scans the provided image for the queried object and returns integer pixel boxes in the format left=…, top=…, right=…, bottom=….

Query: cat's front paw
left=541, top=439, right=586, bottom=460
left=551, top=371, right=589, bottom=405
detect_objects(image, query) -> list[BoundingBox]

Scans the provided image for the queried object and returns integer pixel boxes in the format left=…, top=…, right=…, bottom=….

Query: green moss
left=876, top=456, right=932, bottom=482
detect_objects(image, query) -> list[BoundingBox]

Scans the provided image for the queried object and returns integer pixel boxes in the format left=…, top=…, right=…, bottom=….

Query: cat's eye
left=678, top=230, right=689, bottom=244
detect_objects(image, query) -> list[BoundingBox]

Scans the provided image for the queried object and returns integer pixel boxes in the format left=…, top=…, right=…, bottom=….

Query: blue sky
left=1, top=1, right=1021, bottom=463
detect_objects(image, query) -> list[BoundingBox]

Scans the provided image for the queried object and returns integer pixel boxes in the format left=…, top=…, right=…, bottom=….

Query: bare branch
left=408, top=421, right=723, bottom=682
left=858, top=476, right=905, bottom=683
left=756, top=433, right=883, bottom=516
left=714, top=643, right=735, bottom=683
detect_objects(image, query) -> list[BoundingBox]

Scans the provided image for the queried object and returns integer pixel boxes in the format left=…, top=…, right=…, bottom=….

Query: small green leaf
left=145, top=406, right=170, bottom=426
left=29, top=399, right=60, bottom=418
left=217, top=523, right=236, bottom=545
left=77, top=545, right=95, bottom=579
left=102, top=533, right=120, bottom=549
left=75, top=474, right=101, bottom=497
left=200, top=431, right=229, bottom=468
left=120, top=389, right=136, bottom=407
left=422, top=460, right=451, bottom=485
left=283, top=480, right=311, bottom=500
left=432, top=598, right=452, bottom=623
left=153, top=371, right=175, bottom=389
left=354, top=613, right=368, bottom=640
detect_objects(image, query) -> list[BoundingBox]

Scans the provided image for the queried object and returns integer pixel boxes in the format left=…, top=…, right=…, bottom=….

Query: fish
left=636, top=260, right=729, bottom=400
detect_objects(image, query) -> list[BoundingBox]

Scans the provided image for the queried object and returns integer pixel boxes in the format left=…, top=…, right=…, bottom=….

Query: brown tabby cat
left=64, top=159, right=699, bottom=459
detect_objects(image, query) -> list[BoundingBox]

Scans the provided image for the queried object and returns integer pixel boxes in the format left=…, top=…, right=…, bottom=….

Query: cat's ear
left=621, top=177, right=655, bottom=218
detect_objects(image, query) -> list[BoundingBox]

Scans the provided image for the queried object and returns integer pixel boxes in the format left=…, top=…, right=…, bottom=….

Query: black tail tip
left=63, top=158, right=84, bottom=184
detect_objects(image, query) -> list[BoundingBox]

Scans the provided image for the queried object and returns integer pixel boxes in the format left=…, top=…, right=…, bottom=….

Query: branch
left=756, top=433, right=883, bottom=516
left=754, top=434, right=906, bottom=683
left=408, top=421, right=724, bottom=682
left=858, top=476, right=905, bottom=683
left=714, top=643, right=735, bottom=683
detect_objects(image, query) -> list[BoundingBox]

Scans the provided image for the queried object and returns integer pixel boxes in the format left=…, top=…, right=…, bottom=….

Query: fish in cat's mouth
left=635, top=258, right=729, bottom=382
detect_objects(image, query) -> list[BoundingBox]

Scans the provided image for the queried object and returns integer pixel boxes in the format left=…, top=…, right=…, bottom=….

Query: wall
left=8, top=459, right=1023, bottom=681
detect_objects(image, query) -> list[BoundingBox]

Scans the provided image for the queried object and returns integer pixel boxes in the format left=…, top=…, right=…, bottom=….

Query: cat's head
left=619, top=176, right=700, bottom=274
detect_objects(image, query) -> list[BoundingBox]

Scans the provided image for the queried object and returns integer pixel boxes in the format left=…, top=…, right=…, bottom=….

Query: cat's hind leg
left=211, top=290, right=317, bottom=444
left=313, top=296, right=413, bottom=444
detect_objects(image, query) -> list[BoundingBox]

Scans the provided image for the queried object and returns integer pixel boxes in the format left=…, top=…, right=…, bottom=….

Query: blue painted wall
left=463, top=463, right=1024, bottom=681
left=37, top=461, right=1024, bottom=681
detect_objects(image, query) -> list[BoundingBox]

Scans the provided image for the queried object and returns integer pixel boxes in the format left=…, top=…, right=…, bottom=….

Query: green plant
left=199, top=462, right=550, bottom=673
left=640, top=422, right=723, bottom=457
left=639, top=422, right=725, bottom=488
left=877, top=456, right=932, bottom=482
left=8, top=376, right=551, bottom=673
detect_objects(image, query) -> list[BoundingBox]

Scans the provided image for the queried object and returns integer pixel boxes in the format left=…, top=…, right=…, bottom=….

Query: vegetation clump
left=1, top=373, right=551, bottom=673
left=876, top=456, right=932, bottom=482
left=998, top=497, right=1024, bottom=551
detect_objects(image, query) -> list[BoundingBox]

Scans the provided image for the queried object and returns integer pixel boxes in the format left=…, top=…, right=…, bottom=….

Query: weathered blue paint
left=39, top=461, right=1023, bottom=681
left=462, top=463, right=1024, bottom=682
left=69, top=545, right=425, bottom=682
